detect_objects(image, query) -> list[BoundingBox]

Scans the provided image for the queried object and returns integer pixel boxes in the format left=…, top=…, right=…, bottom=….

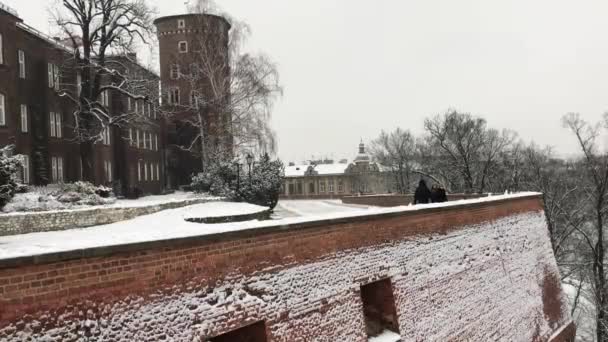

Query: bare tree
left=423, top=109, right=515, bottom=193
left=562, top=112, right=608, bottom=342
left=370, top=128, right=417, bottom=193
left=167, top=1, right=282, bottom=170
left=51, top=0, right=157, bottom=182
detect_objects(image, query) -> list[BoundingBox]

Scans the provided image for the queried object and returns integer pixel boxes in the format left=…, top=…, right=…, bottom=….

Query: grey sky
left=4, top=0, right=608, bottom=162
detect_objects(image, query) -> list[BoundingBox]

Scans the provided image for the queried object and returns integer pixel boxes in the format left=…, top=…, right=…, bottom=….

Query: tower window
left=178, top=41, right=188, bottom=53
left=359, top=278, right=401, bottom=341
left=177, top=19, right=185, bottom=29
left=170, top=64, right=180, bottom=79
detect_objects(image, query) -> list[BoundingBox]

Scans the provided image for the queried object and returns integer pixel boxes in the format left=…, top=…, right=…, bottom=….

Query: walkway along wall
left=0, top=194, right=574, bottom=341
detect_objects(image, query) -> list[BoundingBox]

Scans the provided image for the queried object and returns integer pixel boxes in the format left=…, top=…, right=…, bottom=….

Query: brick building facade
left=0, top=5, right=233, bottom=194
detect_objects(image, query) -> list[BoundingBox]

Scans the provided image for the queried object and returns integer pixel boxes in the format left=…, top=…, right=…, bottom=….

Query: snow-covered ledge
left=0, top=192, right=538, bottom=266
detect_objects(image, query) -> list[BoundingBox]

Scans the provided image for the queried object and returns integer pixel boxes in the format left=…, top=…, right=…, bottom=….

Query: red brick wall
left=0, top=195, right=574, bottom=341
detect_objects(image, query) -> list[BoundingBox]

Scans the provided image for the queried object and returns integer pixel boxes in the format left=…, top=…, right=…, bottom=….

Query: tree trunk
left=197, top=110, right=206, bottom=172
left=596, top=200, right=607, bottom=342
left=80, top=141, right=95, bottom=183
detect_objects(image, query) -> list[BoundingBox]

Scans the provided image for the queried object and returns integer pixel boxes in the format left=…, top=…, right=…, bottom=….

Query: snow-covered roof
left=0, top=192, right=541, bottom=262
left=285, top=163, right=350, bottom=178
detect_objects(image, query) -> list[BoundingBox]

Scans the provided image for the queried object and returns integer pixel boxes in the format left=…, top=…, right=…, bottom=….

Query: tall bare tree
left=562, top=112, right=608, bottom=342
left=51, top=0, right=157, bottom=182
left=370, top=128, right=417, bottom=193
left=423, top=110, right=515, bottom=193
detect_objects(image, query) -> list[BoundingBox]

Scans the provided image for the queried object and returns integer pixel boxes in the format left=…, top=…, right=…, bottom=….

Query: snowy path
left=276, top=200, right=370, bottom=217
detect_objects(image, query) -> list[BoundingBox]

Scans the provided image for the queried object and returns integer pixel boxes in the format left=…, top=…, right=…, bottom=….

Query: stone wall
left=342, top=193, right=487, bottom=207
left=0, top=198, right=212, bottom=236
left=0, top=194, right=574, bottom=341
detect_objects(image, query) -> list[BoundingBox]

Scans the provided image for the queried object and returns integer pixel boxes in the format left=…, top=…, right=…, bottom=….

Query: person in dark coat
left=414, top=179, right=432, bottom=204
left=437, top=186, right=448, bottom=202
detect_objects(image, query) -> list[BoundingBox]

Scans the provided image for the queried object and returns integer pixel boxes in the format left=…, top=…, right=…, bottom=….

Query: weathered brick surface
left=0, top=195, right=574, bottom=341
left=0, top=197, right=212, bottom=236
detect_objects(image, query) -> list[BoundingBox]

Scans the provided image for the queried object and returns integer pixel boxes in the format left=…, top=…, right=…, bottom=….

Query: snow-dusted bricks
left=0, top=194, right=574, bottom=341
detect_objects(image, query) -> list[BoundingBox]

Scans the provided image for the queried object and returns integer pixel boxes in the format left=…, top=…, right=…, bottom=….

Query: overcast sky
left=4, top=0, right=608, bottom=162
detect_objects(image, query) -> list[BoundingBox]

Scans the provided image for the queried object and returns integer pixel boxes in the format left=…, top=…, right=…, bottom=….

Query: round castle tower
left=154, top=13, right=232, bottom=186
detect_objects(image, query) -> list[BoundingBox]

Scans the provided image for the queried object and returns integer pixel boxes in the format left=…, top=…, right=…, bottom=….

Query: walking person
left=414, top=179, right=432, bottom=204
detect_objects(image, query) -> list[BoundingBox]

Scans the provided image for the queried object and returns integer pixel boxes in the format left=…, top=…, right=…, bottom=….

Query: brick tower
left=154, top=13, right=232, bottom=187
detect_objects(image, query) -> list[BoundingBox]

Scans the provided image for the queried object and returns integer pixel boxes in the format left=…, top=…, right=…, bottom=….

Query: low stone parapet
left=0, top=197, right=214, bottom=236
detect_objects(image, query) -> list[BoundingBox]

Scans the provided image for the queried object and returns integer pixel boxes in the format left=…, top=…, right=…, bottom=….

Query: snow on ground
left=0, top=192, right=540, bottom=261
left=180, top=201, right=268, bottom=219
left=276, top=199, right=370, bottom=216
left=368, top=330, right=401, bottom=342
left=1, top=191, right=216, bottom=216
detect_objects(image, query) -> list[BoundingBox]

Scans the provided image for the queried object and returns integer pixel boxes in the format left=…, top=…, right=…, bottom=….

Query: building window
left=54, top=65, right=59, bottom=90
left=178, top=41, right=188, bottom=53
left=51, top=156, right=64, bottom=183
left=100, top=90, right=109, bottom=106
left=18, top=50, right=25, bottom=79
left=20, top=104, right=27, bottom=133
left=144, top=162, right=148, bottom=181
left=136, top=130, right=140, bottom=148
left=104, top=160, right=112, bottom=182
left=319, top=181, right=326, bottom=193
left=359, top=278, right=401, bottom=340
left=169, top=88, right=180, bottom=104
left=147, top=103, right=151, bottom=117
left=154, top=134, right=158, bottom=151
left=338, top=180, right=344, bottom=193
left=49, top=112, right=62, bottom=138
left=76, top=73, right=82, bottom=96
left=308, top=182, right=315, bottom=194
left=48, top=63, right=54, bottom=88
left=0, top=33, right=3, bottom=65
left=143, top=131, right=148, bottom=149
left=102, top=126, right=111, bottom=145
left=170, top=64, right=180, bottom=79
left=328, top=179, right=334, bottom=193
left=0, top=94, right=4, bottom=125
left=21, top=154, right=30, bottom=184
left=177, top=19, right=185, bottom=29
left=208, top=321, right=268, bottom=342
left=128, top=97, right=132, bottom=111
left=156, top=163, right=160, bottom=181
left=137, top=160, right=141, bottom=181
left=190, top=90, right=198, bottom=108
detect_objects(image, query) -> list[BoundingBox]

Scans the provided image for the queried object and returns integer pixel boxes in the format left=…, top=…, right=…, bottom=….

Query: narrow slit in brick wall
left=360, top=278, right=401, bottom=339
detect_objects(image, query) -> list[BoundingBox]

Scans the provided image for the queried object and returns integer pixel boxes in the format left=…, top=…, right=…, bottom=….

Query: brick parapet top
left=0, top=193, right=543, bottom=270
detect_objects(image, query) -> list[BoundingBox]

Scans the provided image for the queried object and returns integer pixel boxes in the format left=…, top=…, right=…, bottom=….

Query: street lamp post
left=246, top=154, right=253, bottom=181
left=234, top=161, right=241, bottom=195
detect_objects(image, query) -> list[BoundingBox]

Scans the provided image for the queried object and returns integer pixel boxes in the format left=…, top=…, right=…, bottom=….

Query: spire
left=359, top=139, right=365, bottom=154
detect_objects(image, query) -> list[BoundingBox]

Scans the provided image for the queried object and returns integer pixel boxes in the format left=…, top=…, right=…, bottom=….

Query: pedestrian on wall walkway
left=414, top=179, right=431, bottom=204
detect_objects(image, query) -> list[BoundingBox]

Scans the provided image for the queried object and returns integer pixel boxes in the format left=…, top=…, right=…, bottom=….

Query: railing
left=0, top=1, right=19, bottom=17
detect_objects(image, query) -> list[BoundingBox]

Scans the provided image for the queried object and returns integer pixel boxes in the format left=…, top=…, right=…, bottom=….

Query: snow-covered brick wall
left=0, top=194, right=574, bottom=341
